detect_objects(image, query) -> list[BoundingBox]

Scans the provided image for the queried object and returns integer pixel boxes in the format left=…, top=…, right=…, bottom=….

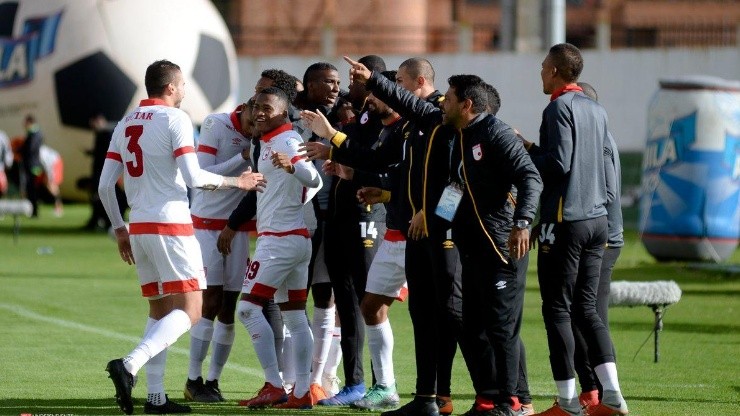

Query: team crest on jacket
left=472, top=144, right=483, bottom=161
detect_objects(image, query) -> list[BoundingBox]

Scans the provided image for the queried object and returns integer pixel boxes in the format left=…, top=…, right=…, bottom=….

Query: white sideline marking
left=0, top=302, right=263, bottom=378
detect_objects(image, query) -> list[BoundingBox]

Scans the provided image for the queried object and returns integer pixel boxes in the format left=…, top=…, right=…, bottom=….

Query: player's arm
left=529, top=102, right=572, bottom=178
left=97, top=148, right=134, bottom=265
left=604, top=132, right=617, bottom=204
left=272, top=138, right=322, bottom=189
left=197, top=116, right=252, bottom=175
left=172, top=113, right=265, bottom=191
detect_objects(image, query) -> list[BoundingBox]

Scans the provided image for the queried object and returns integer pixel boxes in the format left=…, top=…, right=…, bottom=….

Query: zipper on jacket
left=458, top=130, right=508, bottom=264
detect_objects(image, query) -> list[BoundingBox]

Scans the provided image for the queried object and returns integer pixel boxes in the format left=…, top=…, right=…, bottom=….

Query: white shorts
left=131, top=233, right=206, bottom=298
left=195, top=228, right=250, bottom=292
left=242, top=233, right=311, bottom=304
left=365, top=233, right=408, bottom=301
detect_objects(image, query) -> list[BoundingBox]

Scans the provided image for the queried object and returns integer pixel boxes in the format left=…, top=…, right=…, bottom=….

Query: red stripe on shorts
left=163, top=279, right=201, bottom=294
left=384, top=229, right=406, bottom=242
left=141, top=282, right=159, bottom=297
left=250, top=282, right=277, bottom=299
left=192, top=215, right=256, bottom=232
left=288, top=288, right=308, bottom=302
left=396, top=285, right=409, bottom=302
left=258, top=228, right=310, bottom=238
left=129, top=222, right=194, bottom=236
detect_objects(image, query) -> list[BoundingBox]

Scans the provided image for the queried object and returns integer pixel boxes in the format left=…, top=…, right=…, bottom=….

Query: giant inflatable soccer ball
left=0, top=0, right=239, bottom=200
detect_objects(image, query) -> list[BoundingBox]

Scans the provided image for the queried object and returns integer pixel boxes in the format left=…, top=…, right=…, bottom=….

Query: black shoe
left=145, top=395, right=192, bottom=414
left=381, top=397, right=440, bottom=416
left=463, top=404, right=521, bottom=416
left=204, top=379, right=225, bottom=402
left=183, top=377, right=220, bottom=402
left=106, top=359, right=134, bottom=415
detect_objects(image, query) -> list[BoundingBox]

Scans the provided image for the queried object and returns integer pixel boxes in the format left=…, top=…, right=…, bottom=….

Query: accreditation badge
left=435, top=184, right=464, bottom=222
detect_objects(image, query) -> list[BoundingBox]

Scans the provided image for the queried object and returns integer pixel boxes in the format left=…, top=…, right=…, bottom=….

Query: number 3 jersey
left=104, top=98, right=224, bottom=228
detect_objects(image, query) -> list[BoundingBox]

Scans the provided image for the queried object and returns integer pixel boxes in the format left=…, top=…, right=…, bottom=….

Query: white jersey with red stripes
left=256, top=124, right=320, bottom=234
left=190, top=109, right=252, bottom=222
left=106, top=98, right=223, bottom=226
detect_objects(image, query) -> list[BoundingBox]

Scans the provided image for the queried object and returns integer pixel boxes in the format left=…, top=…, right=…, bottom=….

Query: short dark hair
left=257, top=86, right=290, bottom=111
left=261, top=68, right=299, bottom=102
left=381, top=70, right=397, bottom=83
left=145, top=59, right=181, bottom=97
left=447, top=74, right=487, bottom=114
left=577, top=81, right=598, bottom=102
left=548, top=43, right=583, bottom=83
left=400, top=57, right=435, bottom=83
left=359, top=55, right=386, bottom=72
left=24, top=114, right=35, bottom=124
left=483, top=83, right=501, bottom=115
left=302, top=62, right=338, bottom=86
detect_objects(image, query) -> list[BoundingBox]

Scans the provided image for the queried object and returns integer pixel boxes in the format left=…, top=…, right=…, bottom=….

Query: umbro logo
left=495, top=280, right=507, bottom=290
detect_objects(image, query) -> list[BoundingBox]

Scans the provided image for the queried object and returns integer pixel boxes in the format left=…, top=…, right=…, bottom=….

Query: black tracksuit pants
left=324, top=210, right=384, bottom=387
left=538, top=216, right=616, bottom=381
left=574, top=245, right=621, bottom=393
left=404, top=235, right=464, bottom=396
left=458, top=237, right=523, bottom=406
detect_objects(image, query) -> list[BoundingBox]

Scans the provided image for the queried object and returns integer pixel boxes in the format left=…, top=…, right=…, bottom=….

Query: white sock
left=310, top=306, right=335, bottom=384
left=282, top=310, right=313, bottom=399
left=142, top=318, right=167, bottom=404
left=555, top=378, right=578, bottom=400
left=146, top=348, right=167, bottom=405
left=281, top=325, right=295, bottom=388
left=594, top=362, right=622, bottom=395
left=124, top=309, right=191, bottom=376
left=367, top=319, right=395, bottom=387
left=188, top=318, right=214, bottom=380
left=237, top=301, right=282, bottom=388
left=207, top=321, right=235, bottom=381
left=324, top=326, right=342, bottom=378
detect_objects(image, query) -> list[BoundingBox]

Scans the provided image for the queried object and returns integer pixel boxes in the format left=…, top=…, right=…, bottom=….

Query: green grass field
left=1, top=204, right=738, bottom=415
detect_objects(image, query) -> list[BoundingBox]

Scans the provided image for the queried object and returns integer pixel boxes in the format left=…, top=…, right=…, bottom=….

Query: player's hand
left=343, top=56, right=372, bottom=85
left=236, top=167, right=266, bottom=192
left=114, top=226, right=135, bottom=265
left=323, top=160, right=337, bottom=176
left=217, top=225, right=237, bottom=255
left=299, top=140, right=331, bottom=161
left=508, top=227, right=530, bottom=261
left=357, top=187, right=383, bottom=205
left=407, top=210, right=427, bottom=241
left=529, top=223, right=541, bottom=250
left=300, top=110, right=336, bottom=141
left=271, top=151, right=297, bottom=174
left=335, top=163, right=354, bottom=180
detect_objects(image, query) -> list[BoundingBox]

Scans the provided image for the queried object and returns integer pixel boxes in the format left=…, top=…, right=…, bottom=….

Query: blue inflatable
left=640, top=76, right=740, bottom=262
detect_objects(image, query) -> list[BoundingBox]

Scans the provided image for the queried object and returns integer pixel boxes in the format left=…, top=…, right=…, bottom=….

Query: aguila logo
left=0, top=7, right=63, bottom=88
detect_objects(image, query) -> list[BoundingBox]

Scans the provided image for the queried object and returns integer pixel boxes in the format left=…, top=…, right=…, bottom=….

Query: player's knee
left=281, top=309, right=309, bottom=333
left=237, top=300, right=262, bottom=326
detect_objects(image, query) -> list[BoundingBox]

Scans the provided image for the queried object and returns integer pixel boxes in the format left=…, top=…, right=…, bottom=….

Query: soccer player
left=235, top=87, right=323, bottom=409
left=571, top=82, right=624, bottom=410
left=301, top=71, right=407, bottom=411
left=523, top=44, right=628, bottom=416
left=183, top=101, right=256, bottom=402
left=99, top=59, right=266, bottom=415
